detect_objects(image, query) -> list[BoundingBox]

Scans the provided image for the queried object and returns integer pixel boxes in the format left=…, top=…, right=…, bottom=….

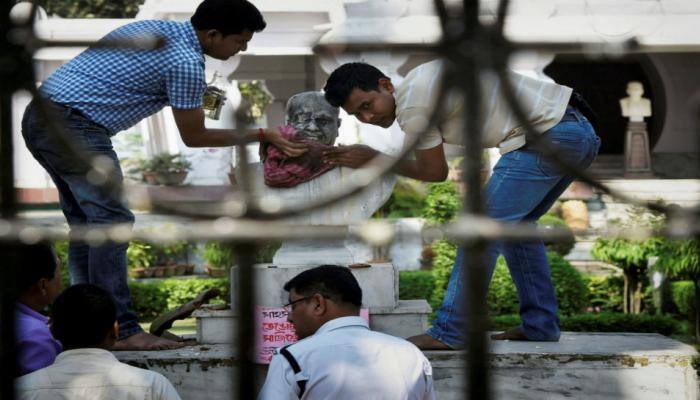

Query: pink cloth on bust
left=261, top=125, right=336, bottom=188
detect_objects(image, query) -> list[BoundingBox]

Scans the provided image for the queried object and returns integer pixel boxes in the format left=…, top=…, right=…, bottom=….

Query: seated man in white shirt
left=15, top=284, right=182, bottom=400
left=258, top=265, right=436, bottom=400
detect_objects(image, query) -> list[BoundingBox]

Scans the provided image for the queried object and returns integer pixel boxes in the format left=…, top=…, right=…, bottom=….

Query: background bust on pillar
left=620, top=81, right=653, bottom=176
left=620, top=81, right=652, bottom=122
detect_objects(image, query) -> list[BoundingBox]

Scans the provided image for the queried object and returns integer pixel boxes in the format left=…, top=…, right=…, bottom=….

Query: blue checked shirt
left=40, top=20, right=206, bottom=134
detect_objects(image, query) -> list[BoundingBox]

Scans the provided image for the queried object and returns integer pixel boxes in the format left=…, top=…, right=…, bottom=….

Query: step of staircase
left=193, top=299, right=431, bottom=345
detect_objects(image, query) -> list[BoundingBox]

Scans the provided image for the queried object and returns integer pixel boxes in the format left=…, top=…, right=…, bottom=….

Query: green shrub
left=255, top=242, right=282, bottom=263
left=202, top=242, right=236, bottom=268
left=585, top=274, right=624, bottom=312
left=487, top=252, right=589, bottom=316
left=374, top=179, right=427, bottom=219
left=399, top=271, right=435, bottom=300
left=138, top=153, right=192, bottom=174
left=160, top=279, right=229, bottom=311
left=672, top=281, right=695, bottom=320
left=487, top=258, right=519, bottom=315
left=591, top=207, right=666, bottom=314
left=129, top=278, right=229, bottom=320
left=549, top=252, right=589, bottom=315
left=537, top=214, right=575, bottom=256
left=128, top=281, right=169, bottom=320
left=53, top=241, right=71, bottom=288
left=127, top=240, right=154, bottom=269
left=421, top=181, right=461, bottom=313
left=151, top=241, right=195, bottom=266
left=490, top=313, right=682, bottom=336
left=421, top=181, right=460, bottom=225
left=428, top=240, right=458, bottom=312
left=561, top=313, right=681, bottom=335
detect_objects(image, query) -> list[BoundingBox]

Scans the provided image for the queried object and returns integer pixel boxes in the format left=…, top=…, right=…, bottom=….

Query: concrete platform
left=193, top=299, right=431, bottom=345
left=115, top=332, right=698, bottom=400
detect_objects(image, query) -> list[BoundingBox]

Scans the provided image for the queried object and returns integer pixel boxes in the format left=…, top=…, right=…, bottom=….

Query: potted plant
left=127, top=241, right=155, bottom=279
left=151, top=240, right=195, bottom=276
left=202, top=242, right=235, bottom=277
left=138, top=153, right=192, bottom=186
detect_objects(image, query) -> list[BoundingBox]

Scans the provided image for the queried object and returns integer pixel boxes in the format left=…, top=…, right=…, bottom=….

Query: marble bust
left=286, top=91, right=341, bottom=145
left=620, top=81, right=652, bottom=122
left=240, top=91, right=397, bottom=265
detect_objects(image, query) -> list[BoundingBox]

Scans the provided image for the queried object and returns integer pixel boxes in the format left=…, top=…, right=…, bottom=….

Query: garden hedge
left=400, top=251, right=589, bottom=315
left=491, top=312, right=682, bottom=336
left=671, top=280, right=695, bottom=320
left=129, top=278, right=229, bottom=320
left=399, top=270, right=435, bottom=301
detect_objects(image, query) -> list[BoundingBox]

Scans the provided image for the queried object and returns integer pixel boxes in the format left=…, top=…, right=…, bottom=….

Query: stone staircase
left=588, top=154, right=625, bottom=179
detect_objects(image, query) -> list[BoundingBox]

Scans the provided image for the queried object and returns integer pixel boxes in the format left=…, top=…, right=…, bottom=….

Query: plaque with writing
left=255, top=306, right=370, bottom=364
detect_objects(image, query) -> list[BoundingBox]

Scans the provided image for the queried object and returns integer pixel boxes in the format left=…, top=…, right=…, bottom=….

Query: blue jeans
left=22, top=99, right=141, bottom=339
left=427, top=107, right=601, bottom=347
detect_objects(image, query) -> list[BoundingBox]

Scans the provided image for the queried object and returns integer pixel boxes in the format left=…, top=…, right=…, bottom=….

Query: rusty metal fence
left=1, top=0, right=699, bottom=399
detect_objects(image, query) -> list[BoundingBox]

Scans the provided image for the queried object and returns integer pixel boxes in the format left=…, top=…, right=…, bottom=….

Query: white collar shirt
left=14, top=348, right=182, bottom=400
left=258, top=316, right=436, bottom=400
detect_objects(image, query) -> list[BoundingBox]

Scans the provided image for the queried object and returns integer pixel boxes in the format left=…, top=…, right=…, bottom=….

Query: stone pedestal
left=230, top=263, right=399, bottom=311
left=624, top=121, right=654, bottom=178
left=193, top=262, right=432, bottom=345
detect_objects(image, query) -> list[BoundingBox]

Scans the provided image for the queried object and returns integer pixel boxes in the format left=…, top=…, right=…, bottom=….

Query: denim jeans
left=22, top=99, right=141, bottom=339
left=427, top=107, right=601, bottom=347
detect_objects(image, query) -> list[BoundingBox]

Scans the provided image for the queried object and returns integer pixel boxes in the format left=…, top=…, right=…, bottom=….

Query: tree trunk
left=634, top=276, right=643, bottom=314
left=623, top=274, right=630, bottom=314
left=694, top=279, right=700, bottom=343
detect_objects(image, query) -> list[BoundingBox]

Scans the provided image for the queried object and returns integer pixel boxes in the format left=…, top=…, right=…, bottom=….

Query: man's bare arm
left=393, top=145, right=448, bottom=182
left=322, top=143, right=448, bottom=182
left=171, top=108, right=307, bottom=156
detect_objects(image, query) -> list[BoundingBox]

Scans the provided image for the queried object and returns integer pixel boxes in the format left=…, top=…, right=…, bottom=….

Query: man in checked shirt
left=21, top=0, right=307, bottom=350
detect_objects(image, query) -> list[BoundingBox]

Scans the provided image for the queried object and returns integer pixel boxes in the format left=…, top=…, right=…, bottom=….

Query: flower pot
left=142, top=171, right=159, bottom=185
left=174, top=264, right=187, bottom=276
left=129, top=268, right=147, bottom=279
left=184, top=264, right=196, bottom=275
left=155, top=171, right=188, bottom=186
left=163, top=265, right=176, bottom=277
left=206, top=265, right=227, bottom=278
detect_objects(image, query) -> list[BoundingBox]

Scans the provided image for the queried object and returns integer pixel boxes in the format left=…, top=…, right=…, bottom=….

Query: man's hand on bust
left=264, top=127, right=308, bottom=157
left=322, top=144, right=379, bottom=168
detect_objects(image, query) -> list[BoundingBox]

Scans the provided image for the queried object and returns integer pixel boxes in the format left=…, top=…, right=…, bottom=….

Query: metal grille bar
left=0, top=1, right=698, bottom=399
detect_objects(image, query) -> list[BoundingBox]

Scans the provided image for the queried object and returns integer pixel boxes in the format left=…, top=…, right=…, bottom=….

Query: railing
left=1, top=1, right=698, bottom=399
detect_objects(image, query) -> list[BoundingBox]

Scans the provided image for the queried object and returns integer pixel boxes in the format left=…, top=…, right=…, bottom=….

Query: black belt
left=567, top=91, right=597, bottom=123
left=560, top=107, right=580, bottom=123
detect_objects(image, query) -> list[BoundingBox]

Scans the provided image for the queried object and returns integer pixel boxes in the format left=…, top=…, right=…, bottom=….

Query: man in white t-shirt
left=15, top=284, right=181, bottom=400
left=258, top=265, right=435, bottom=400
left=323, top=61, right=600, bottom=348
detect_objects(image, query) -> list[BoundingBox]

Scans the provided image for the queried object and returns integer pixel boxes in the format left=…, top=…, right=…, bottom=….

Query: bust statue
left=286, top=91, right=341, bottom=145
left=261, top=92, right=341, bottom=188
left=241, top=91, right=396, bottom=265
left=619, top=81, right=652, bottom=122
